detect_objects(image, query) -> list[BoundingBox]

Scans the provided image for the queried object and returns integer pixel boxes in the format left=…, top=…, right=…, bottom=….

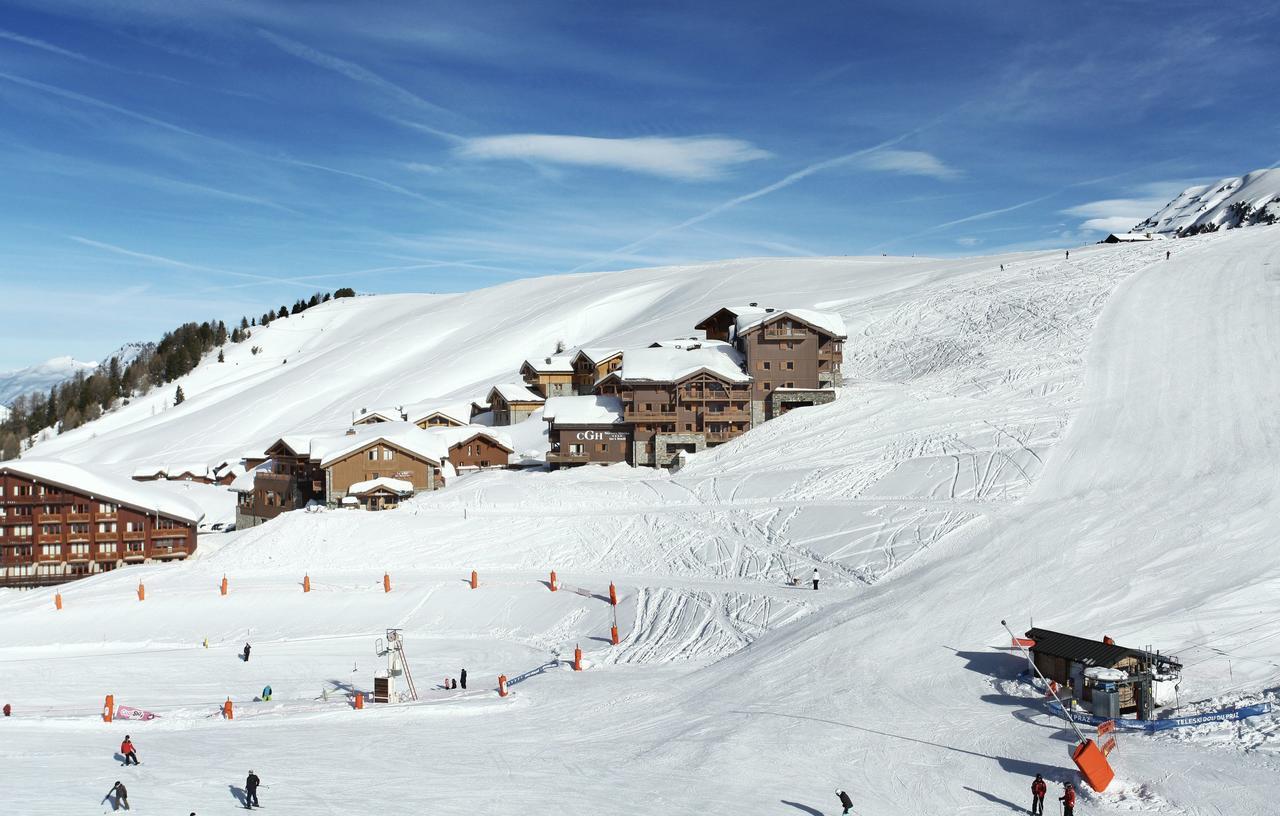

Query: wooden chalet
left=486, top=384, right=545, bottom=426
left=404, top=401, right=473, bottom=429
left=1025, top=628, right=1183, bottom=716
left=520, top=355, right=575, bottom=398
left=543, top=395, right=631, bottom=469
left=352, top=407, right=404, bottom=425
left=570, top=348, right=623, bottom=395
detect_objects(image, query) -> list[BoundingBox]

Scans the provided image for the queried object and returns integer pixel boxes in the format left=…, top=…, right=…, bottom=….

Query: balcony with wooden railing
left=36, top=533, right=62, bottom=544
left=67, top=512, right=91, bottom=523
left=763, top=326, right=808, bottom=339
left=702, top=409, right=752, bottom=422
left=625, top=408, right=678, bottom=421
left=94, top=530, right=119, bottom=541
left=122, top=530, right=146, bottom=541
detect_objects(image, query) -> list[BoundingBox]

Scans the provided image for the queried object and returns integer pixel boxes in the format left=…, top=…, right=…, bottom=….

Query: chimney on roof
left=765, top=307, right=775, bottom=313
left=545, top=357, right=552, bottom=364
left=345, top=428, right=357, bottom=436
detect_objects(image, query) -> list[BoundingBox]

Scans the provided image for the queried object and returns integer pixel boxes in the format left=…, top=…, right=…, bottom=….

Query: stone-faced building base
left=770, top=388, right=836, bottom=418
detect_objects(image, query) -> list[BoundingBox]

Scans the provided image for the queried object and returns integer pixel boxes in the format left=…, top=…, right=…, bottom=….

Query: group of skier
left=105, top=739, right=263, bottom=812
left=834, top=774, right=1078, bottom=815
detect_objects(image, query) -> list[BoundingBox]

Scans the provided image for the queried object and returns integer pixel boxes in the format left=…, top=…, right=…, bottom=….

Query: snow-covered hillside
left=0, top=354, right=97, bottom=406
left=1134, top=167, right=1280, bottom=236
left=2, top=230, right=1278, bottom=815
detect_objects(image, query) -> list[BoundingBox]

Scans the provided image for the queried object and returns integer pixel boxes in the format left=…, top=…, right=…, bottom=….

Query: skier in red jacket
left=1060, top=782, right=1076, bottom=816
left=120, top=735, right=139, bottom=766
left=1031, top=773, right=1046, bottom=814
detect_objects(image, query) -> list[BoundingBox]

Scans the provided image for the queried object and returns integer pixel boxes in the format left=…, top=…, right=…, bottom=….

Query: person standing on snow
left=835, top=788, right=854, bottom=815
left=1031, top=773, right=1046, bottom=814
left=245, top=770, right=261, bottom=808
left=120, top=734, right=139, bottom=765
left=812, top=567, right=820, bottom=591
left=242, top=642, right=252, bottom=663
left=1060, top=782, right=1076, bottom=816
left=460, top=668, right=467, bottom=690
left=106, top=780, right=130, bottom=811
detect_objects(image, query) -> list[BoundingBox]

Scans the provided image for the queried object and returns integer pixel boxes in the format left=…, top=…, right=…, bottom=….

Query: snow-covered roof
left=132, top=465, right=166, bottom=478
left=347, top=477, right=415, bottom=496
left=353, top=407, right=404, bottom=423
left=403, top=399, right=474, bottom=427
left=734, top=308, right=847, bottom=339
left=165, top=463, right=211, bottom=478
left=0, top=460, right=204, bottom=524
left=487, top=383, right=545, bottom=405
left=270, top=422, right=449, bottom=468
left=521, top=355, right=574, bottom=374
left=542, top=395, right=626, bottom=425
left=572, top=347, right=623, bottom=365
left=617, top=342, right=749, bottom=383
left=1106, top=232, right=1167, bottom=242
left=229, top=459, right=274, bottom=492
left=424, top=425, right=516, bottom=454
left=648, top=338, right=705, bottom=350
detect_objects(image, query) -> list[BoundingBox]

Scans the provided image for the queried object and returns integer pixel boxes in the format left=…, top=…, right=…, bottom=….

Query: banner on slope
left=1047, top=701, right=1271, bottom=732
left=115, top=705, right=158, bottom=721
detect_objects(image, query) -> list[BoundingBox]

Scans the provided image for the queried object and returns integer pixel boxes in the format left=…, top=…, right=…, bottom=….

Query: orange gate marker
left=608, top=582, right=618, bottom=606
left=220, top=575, right=228, bottom=596
left=573, top=645, right=582, bottom=671
left=54, top=592, right=63, bottom=610
left=103, top=695, right=114, bottom=722
left=549, top=570, right=558, bottom=592
left=223, top=698, right=234, bottom=720
left=303, top=574, right=311, bottom=593
left=136, top=582, right=145, bottom=602
left=470, top=570, right=478, bottom=589
left=383, top=572, right=391, bottom=593
left=610, top=625, right=620, bottom=645
left=497, top=675, right=508, bottom=697
left=353, top=692, right=364, bottom=710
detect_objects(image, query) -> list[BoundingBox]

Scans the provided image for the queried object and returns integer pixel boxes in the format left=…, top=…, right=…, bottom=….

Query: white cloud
left=1062, top=195, right=1174, bottom=234
left=857, top=149, right=960, bottom=180
left=956, top=237, right=981, bottom=247
left=455, top=134, right=770, bottom=181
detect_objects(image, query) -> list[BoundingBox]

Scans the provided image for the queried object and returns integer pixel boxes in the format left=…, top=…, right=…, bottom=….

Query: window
left=598, top=444, right=607, bottom=453
left=569, top=443, right=584, bottom=455
left=127, top=541, right=144, bottom=553
left=40, top=544, right=60, bottom=557
left=41, top=524, right=61, bottom=535
left=97, top=521, right=117, bottom=533
left=98, top=541, right=117, bottom=554
left=367, top=449, right=378, bottom=461
left=69, top=543, right=90, bottom=557
left=685, top=424, right=693, bottom=431
left=98, top=502, right=116, bottom=514
left=12, top=524, right=32, bottom=537
left=785, top=361, right=794, bottom=370
left=44, top=504, right=59, bottom=515
left=785, top=382, right=795, bottom=388
left=761, top=361, right=771, bottom=370
left=382, top=448, right=393, bottom=461
left=126, top=521, right=144, bottom=532
left=69, top=523, right=89, bottom=536
left=73, top=503, right=90, bottom=514
left=0, top=507, right=5, bottom=517
left=763, top=382, right=772, bottom=391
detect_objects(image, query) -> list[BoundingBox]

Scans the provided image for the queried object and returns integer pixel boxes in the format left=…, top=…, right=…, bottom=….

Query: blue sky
left=0, top=0, right=1277, bottom=370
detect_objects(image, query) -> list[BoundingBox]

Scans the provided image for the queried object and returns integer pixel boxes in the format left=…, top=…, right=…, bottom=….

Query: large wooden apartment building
left=543, top=395, right=631, bottom=468
left=0, top=461, right=202, bottom=587
left=520, top=356, right=575, bottom=398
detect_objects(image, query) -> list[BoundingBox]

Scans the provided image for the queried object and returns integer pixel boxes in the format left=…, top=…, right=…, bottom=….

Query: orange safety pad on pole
left=573, top=645, right=582, bottom=671
left=136, top=582, right=145, bottom=602
left=103, top=695, right=114, bottom=722
left=223, top=698, right=234, bottom=720
left=303, top=574, right=311, bottom=593
left=55, top=593, right=63, bottom=610
left=609, top=582, right=618, bottom=606
left=1072, top=739, right=1114, bottom=792
left=354, top=692, right=364, bottom=710
left=220, top=576, right=228, bottom=596
left=498, top=675, right=508, bottom=697
left=383, top=573, right=391, bottom=593
left=549, top=570, right=558, bottom=592
left=610, top=625, right=619, bottom=645
left=470, top=570, right=478, bottom=589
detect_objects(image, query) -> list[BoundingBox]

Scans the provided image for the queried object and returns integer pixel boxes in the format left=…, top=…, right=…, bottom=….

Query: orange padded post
left=470, top=570, right=478, bottom=589
left=610, top=625, right=620, bottom=645
left=303, top=574, right=311, bottom=593
left=103, top=695, right=114, bottom=722
left=498, top=675, right=508, bottom=697
left=1072, top=739, right=1114, bottom=792
left=354, top=692, right=364, bottom=710
left=136, top=582, right=145, bottom=602
left=223, top=698, right=234, bottom=720
left=549, top=570, right=558, bottom=592
left=54, top=592, right=63, bottom=610
left=573, top=645, right=582, bottom=671
left=609, top=582, right=618, bottom=606
left=220, top=575, right=228, bottom=596
left=383, top=572, right=391, bottom=593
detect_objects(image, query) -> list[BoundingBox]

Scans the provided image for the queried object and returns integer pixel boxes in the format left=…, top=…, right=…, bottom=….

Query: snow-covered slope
left=0, top=355, right=97, bottom=406
left=1134, top=167, right=1280, bottom=235
left=2, top=231, right=1278, bottom=815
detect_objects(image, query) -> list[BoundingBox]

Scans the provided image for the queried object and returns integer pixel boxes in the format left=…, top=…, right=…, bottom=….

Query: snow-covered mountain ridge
left=1134, top=167, right=1280, bottom=236
left=0, top=355, right=98, bottom=406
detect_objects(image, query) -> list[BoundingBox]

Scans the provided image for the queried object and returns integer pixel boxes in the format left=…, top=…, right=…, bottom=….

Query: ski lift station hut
left=1024, top=628, right=1182, bottom=719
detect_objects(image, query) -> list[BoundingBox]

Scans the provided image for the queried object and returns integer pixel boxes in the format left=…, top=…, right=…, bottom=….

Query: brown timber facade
left=599, top=371, right=752, bottom=467
left=0, top=466, right=199, bottom=588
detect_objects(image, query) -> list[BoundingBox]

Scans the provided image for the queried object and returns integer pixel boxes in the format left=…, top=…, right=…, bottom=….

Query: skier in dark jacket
left=107, top=780, right=130, bottom=810
left=1060, top=782, right=1076, bottom=816
left=460, top=668, right=467, bottom=690
left=1031, top=773, right=1046, bottom=814
left=835, top=788, right=853, bottom=815
left=242, top=642, right=251, bottom=663
left=246, top=771, right=261, bottom=808
left=120, top=735, right=139, bottom=765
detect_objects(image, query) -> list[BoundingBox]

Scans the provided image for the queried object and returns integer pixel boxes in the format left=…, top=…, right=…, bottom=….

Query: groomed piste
left=2, top=229, right=1279, bottom=814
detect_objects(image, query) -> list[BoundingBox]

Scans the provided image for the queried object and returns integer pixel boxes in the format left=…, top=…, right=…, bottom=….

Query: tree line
left=0, top=288, right=356, bottom=460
